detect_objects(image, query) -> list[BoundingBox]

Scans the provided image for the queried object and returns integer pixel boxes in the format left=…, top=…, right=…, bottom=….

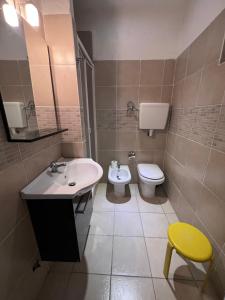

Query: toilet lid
left=138, top=164, right=164, bottom=180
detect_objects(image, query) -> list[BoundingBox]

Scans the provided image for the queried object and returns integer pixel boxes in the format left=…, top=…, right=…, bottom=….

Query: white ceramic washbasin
left=21, top=158, right=103, bottom=199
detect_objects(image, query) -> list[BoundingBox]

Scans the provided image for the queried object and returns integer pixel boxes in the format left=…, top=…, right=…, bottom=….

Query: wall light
left=2, top=3, right=19, bottom=27
left=25, top=3, right=39, bottom=27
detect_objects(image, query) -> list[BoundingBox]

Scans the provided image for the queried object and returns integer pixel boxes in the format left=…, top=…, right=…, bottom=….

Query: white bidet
left=108, top=165, right=131, bottom=197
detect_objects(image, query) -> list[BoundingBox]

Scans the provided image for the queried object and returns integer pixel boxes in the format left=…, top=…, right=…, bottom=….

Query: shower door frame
left=77, top=37, right=98, bottom=161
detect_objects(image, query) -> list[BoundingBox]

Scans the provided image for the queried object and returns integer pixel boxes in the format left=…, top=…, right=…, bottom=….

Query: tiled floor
left=37, top=183, right=219, bottom=300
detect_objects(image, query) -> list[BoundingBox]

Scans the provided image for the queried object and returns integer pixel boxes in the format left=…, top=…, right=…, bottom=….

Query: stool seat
left=168, top=222, right=213, bottom=262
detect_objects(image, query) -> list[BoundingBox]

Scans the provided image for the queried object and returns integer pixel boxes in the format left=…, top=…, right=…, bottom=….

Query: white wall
left=75, top=0, right=225, bottom=60
left=75, top=0, right=187, bottom=60
left=178, top=0, right=225, bottom=54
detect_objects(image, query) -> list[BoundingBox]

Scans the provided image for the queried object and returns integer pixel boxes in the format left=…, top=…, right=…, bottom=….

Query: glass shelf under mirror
left=3, top=127, right=68, bottom=143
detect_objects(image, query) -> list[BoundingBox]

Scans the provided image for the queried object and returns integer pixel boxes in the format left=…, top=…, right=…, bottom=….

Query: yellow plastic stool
left=163, top=222, right=213, bottom=291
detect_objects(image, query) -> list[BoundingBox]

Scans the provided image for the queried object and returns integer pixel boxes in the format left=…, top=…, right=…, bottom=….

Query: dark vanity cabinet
left=26, top=191, right=93, bottom=262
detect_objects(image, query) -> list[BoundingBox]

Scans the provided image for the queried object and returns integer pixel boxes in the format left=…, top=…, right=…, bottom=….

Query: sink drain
left=68, top=181, right=76, bottom=186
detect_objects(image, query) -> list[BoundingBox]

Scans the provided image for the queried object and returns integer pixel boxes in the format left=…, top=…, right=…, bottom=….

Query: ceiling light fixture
left=25, top=3, right=39, bottom=27
left=2, top=3, right=19, bottom=27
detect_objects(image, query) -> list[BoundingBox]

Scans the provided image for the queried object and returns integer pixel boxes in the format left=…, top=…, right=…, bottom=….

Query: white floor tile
left=111, top=276, right=155, bottom=300
left=114, top=196, right=139, bottom=212
left=73, top=235, right=113, bottom=275
left=136, top=189, right=164, bottom=213
left=153, top=278, right=201, bottom=300
left=90, top=212, right=114, bottom=235
left=67, top=273, right=110, bottom=300
left=112, top=236, right=151, bottom=277
left=114, top=212, right=143, bottom=236
left=37, top=273, right=70, bottom=300
left=93, top=195, right=115, bottom=212
left=141, top=213, right=169, bottom=238
left=145, top=238, right=193, bottom=279
left=166, top=213, right=179, bottom=224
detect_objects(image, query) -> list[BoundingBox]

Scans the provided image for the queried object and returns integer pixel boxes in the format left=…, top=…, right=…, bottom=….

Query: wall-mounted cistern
left=139, top=103, right=169, bottom=136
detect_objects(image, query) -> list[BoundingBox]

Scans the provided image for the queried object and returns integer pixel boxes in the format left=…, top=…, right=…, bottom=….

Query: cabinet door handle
left=75, top=192, right=91, bottom=214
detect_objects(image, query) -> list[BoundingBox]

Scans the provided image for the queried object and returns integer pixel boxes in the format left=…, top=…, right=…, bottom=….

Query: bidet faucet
left=49, top=161, right=66, bottom=173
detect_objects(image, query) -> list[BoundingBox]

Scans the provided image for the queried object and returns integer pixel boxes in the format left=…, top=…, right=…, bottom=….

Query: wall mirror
left=0, top=1, right=66, bottom=142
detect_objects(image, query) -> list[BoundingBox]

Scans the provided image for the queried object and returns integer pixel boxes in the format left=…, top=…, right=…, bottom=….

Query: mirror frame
left=0, top=91, right=67, bottom=143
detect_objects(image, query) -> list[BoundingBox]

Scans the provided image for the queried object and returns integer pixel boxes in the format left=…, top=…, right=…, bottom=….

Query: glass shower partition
left=76, top=38, right=97, bottom=160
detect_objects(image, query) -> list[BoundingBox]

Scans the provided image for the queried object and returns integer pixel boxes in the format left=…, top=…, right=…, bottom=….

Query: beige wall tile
left=213, top=105, right=225, bottom=153
left=161, top=85, right=173, bottom=103
left=116, top=110, right=138, bottom=130
left=23, top=21, right=49, bottom=66
left=0, top=85, right=25, bottom=102
left=116, top=131, right=137, bottom=150
left=44, top=15, right=75, bottom=65
left=61, top=142, right=86, bottom=158
left=172, top=80, right=184, bottom=108
left=52, top=65, right=80, bottom=106
left=96, top=87, right=116, bottom=109
left=165, top=180, right=197, bottom=225
left=18, top=61, right=32, bottom=85
left=174, top=49, right=189, bottom=82
left=180, top=169, right=203, bottom=212
left=117, top=60, right=140, bottom=86
left=196, top=185, right=225, bottom=247
left=136, top=130, right=166, bottom=150
left=30, top=65, right=54, bottom=106
left=0, top=61, right=20, bottom=85
left=184, top=140, right=210, bottom=182
left=205, top=9, right=225, bottom=65
left=140, top=60, right=164, bottom=85
left=164, top=153, right=184, bottom=191
left=96, top=109, right=116, bottom=130
left=139, top=86, right=161, bottom=102
left=95, top=61, right=116, bottom=86
left=204, top=149, right=225, bottom=203
left=97, top=130, right=116, bottom=150
left=163, top=59, right=175, bottom=85
left=197, top=62, right=225, bottom=106
left=182, top=70, right=201, bottom=108
left=117, top=86, right=138, bottom=108
left=187, top=29, right=208, bottom=76
left=0, top=162, right=27, bottom=241
left=166, top=132, right=176, bottom=156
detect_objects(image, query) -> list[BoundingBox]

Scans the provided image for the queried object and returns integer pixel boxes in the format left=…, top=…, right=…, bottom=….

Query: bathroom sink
left=21, top=158, right=103, bottom=199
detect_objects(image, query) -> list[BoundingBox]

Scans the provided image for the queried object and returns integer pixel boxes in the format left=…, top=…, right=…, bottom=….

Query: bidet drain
left=68, top=181, right=76, bottom=186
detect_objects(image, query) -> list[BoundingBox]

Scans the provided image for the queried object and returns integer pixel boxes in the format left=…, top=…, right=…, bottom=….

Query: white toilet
left=108, top=165, right=131, bottom=197
left=137, top=163, right=165, bottom=198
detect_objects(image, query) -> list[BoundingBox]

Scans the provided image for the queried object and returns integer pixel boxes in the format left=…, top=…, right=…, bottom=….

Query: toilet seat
left=137, top=164, right=164, bottom=180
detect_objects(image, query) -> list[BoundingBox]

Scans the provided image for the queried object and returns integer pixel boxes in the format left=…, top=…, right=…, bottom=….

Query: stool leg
left=163, top=241, right=174, bottom=279
left=200, top=257, right=214, bottom=293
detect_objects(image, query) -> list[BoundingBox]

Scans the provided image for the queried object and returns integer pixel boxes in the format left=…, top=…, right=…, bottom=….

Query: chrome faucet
left=49, top=161, right=66, bottom=173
